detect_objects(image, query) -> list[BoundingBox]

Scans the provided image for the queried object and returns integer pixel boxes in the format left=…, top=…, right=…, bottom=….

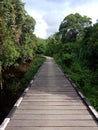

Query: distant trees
left=45, top=32, right=62, bottom=56
left=59, top=13, right=92, bottom=42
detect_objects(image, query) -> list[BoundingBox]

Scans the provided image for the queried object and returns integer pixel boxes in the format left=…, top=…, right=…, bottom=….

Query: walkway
left=5, top=57, right=98, bottom=130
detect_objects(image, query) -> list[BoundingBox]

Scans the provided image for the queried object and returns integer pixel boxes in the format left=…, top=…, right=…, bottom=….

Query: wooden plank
left=14, top=109, right=90, bottom=115
left=20, top=101, right=84, bottom=104
left=12, top=114, right=94, bottom=120
left=17, top=102, right=87, bottom=110
left=19, top=103, right=85, bottom=109
left=8, top=120, right=97, bottom=127
left=24, top=96, right=81, bottom=100
left=6, top=127, right=98, bottom=130
left=21, top=99, right=82, bottom=103
left=20, top=101, right=87, bottom=107
left=15, top=109, right=89, bottom=114
left=15, top=108, right=90, bottom=115
left=25, top=92, right=80, bottom=95
left=23, top=96, right=81, bottom=100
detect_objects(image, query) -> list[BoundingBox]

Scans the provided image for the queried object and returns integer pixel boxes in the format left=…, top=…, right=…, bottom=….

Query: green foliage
left=2, top=42, right=20, bottom=68
left=45, top=34, right=62, bottom=56
left=54, top=42, right=74, bottom=67
left=22, top=15, right=36, bottom=33
left=19, top=44, right=33, bottom=62
left=61, top=53, right=73, bottom=67
left=80, top=24, right=98, bottom=70
left=59, top=13, right=92, bottom=42
left=35, top=44, right=45, bottom=54
left=23, top=57, right=45, bottom=83
left=0, top=0, right=37, bottom=68
left=34, top=38, right=46, bottom=54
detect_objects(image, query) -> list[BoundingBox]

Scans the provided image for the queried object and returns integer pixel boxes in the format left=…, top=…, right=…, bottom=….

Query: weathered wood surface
left=5, top=57, right=98, bottom=130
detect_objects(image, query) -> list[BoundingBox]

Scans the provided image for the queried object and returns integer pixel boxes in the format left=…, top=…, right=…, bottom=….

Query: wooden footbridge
left=1, top=57, right=98, bottom=130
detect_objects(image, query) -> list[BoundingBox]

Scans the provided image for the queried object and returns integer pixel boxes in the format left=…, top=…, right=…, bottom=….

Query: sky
left=22, top=0, right=98, bottom=39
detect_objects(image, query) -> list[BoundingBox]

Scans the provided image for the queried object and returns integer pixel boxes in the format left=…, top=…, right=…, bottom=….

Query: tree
left=59, top=13, right=92, bottom=42
left=20, top=14, right=36, bottom=44
left=34, top=38, right=46, bottom=54
left=19, top=14, right=36, bottom=61
left=80, top=23, right=98, bottom=70
left=45, top=34, right=59, bottom=56
left=0, top=0, right=37, bottom=91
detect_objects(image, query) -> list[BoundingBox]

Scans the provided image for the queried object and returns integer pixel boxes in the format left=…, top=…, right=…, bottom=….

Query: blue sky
left=22, top=0, right=98, bottom=39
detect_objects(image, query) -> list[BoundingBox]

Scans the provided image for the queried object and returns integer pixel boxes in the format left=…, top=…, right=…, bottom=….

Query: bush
left=23, top=56, right=45, bottom=83
left=2, top=43, right=20, bottom=68
left=18, top=44, right=34, bottom=62
left=61, top=53, right=73, bottom=67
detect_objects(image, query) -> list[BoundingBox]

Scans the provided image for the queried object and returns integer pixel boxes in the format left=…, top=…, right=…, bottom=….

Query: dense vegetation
left=0, top=0, right=46, bottom=124
left=46, top=13, right=98, bottom=111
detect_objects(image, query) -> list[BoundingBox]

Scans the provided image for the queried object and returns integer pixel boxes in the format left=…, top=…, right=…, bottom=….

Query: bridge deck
left=5, top=57, right=98, bottom=130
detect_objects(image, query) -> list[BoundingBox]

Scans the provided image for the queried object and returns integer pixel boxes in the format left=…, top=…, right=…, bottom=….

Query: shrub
left=61, top=53, right=73, bottom=67
left=2, top=43, right=20, bottom=68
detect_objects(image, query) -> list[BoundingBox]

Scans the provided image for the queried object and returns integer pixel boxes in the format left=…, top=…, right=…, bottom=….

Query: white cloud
left=73, top=3, right=98, bottom=23
left=43, top=11, right=64, bottom=37
left=34, top=17, right=47, bottom=39
left=22, top=0, right=98, bottom=39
